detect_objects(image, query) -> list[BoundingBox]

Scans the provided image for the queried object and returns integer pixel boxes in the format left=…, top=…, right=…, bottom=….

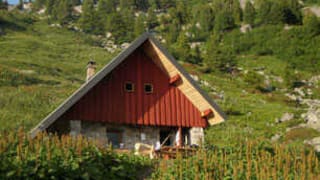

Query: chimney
left=86, top=60, right=96, bottom=82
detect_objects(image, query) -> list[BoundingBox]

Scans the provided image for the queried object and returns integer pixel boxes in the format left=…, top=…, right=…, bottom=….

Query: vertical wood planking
left=63, top=48, right=206, bottom=128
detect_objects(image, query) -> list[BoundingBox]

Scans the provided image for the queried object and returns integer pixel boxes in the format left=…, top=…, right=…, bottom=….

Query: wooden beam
left=201, top=109, right=213, bottom=118
left=169, top=74, right=181, bottom=85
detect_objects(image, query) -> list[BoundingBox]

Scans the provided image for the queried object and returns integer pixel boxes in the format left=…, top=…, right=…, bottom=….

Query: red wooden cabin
left=31, top=33, right=226, bottom=149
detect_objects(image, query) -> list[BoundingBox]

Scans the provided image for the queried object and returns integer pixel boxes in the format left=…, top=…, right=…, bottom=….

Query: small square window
left=125, top=82, right=134, bottom=92
left=144, top=83, right=153, bottom=93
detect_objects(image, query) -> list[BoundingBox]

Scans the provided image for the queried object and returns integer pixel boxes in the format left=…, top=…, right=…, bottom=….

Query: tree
left=79, top=0, right=98, bottom=33
left=204, top=34, right=236, bottom=72
left=257, top=0, right=272, bottom=24
left=134, top=15, right=145, bottom=37
left=0, top=0, right=8, bottom=10
left=268, top=2, right=285, bottom=24
left=32, top=0, right=46, bottom=10
left=303, top=13, right=320, bottom=37
left=281, top=0, right=302, bottom=25
left=57, top=0, right=72, bottom=24
left=146, top=8, right=158, bottom=29
left=231, top=0, right=242, bottom=24
left=191, top=5, right=215, bottom=40
left=72, top=0, right=81, bottom=6
left=214, top=9, right=235, bottom=33
left=18, top=0, right=23, bottom=10
left=174, top=32, right=191, bottom=62
left=105, top=13, right=128, bottom=43
left=97, top=0, right=116, bottom=14
left=244, top=0, right=256, bottom=25
left=119, top=0, right=134, bottom=10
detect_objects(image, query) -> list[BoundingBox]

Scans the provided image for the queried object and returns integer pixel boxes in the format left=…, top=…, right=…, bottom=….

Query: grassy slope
left=0, top=14, right=319, bottom=147
left=0, top=16, right=115, bottom=130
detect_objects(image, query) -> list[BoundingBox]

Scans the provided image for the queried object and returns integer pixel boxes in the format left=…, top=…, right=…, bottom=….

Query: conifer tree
left=18, top=0, right=23, bottom=10
left=106, top=13, right=127, bottom=43
left=119, top=0, right=135, bottom=10
left=57, top=0, right=72, bottom=24
left=72, top=0, right=81, bottom=6
left=232, top=0, right=242, bottom=24
left=174, top=32, right=191, bottom=62
left=268, top=2, right=285, bottom=24
left=0, top=0, right=8, bottom=10
left=304, top=13, right=320, bottom=36
left=214, top=9, right=235, bottom=33
left=134, top=15, right=145, bottom=37
left=79, top=0, right=97, bottom=33
left=204, top=34, right=236, bottom=72
left=281, top=0, right=302, bottom=25
left=257, top=0, right=272, bottom=24
left=146, top=8, right=158, bottom=29
left=244, top=0, right=255, bottom=25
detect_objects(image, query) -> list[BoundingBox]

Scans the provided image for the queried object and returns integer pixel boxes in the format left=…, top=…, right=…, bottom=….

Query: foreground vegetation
left=153, top=141, right=320, bottom=179
left=0, top=129, right=152, bottom=179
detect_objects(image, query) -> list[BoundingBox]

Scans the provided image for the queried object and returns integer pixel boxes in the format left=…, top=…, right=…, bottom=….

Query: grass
left=0, top=16, right=116, bottom=130
left=0, top=12, right=319, bottom=149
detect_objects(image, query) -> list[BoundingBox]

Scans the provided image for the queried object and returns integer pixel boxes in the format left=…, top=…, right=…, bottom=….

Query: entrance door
left=160, top=130, right=172, bottom=146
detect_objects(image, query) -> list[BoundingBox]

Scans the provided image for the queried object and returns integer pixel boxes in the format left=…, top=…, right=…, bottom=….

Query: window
left=124, top=82, right=134, bottom=92
left=144, top=83, right=153, bottom=93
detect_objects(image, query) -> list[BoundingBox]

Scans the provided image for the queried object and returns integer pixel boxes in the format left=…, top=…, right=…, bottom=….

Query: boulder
left=304, top=137, right=320, bottom=152
left=271, top=134, right=281, bottom=142
left=276, top=113, right=294, bottom=123
left=240, top=24, right=252, bottom=33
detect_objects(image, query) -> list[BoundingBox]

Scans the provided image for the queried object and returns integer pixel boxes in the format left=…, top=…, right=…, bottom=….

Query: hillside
left=1, top=1, right=320, bottom=179
left=1, top=10, right=320, bottom=149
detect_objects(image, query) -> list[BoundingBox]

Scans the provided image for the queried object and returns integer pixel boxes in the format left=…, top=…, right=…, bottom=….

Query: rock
left=271, top=134, right=281, bottom=142
left=309, top=75, right=320, bottom=84
left=284, top=24, right=293, bottom=30
left=276, top=113, right=294, bottom=123
left=307, top=89, right=313, bottom=96
left=294, top=88, right=305, bottom=97
left=300, top=99, right=320, bottom=131
left=38, top=8, right=46, bottom=15
left=20, top=70, right=35, bottom=75
left=121, top=43, right=130, bottom=49
left=105, top=32, right=112, bottom=38
left=190, top=74, right=199, bottom=82
left=73, top=5, right=82, bottom=14
left=189, top=42, right=202, bottom=49
left=240, top=24, right=252, bottom=33
left=304, top=137, right=320, bottom=152
left=202, top=80, right=210, bottom=87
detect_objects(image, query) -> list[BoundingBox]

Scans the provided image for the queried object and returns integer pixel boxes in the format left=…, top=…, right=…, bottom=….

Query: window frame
left=144, top=83, right=153, bottom=94
left=124, top=81, right=134, bottom=92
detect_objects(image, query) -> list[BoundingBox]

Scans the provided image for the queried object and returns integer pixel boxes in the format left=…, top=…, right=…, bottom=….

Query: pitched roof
left=30, top=32, right=226, bottom=137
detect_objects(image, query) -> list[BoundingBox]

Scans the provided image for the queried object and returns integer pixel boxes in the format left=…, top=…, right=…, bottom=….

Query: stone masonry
left=189, top=127, right=204, bottom=146
left=70, top=120, right=159, bottom=149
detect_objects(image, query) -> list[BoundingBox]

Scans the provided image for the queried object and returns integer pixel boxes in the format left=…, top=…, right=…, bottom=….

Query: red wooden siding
left=63, top=48, right=207, bottom=127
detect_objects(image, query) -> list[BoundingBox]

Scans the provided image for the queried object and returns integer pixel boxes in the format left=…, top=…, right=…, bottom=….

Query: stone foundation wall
left=189, top=127, right=204, bottom=146
left=121, top=126, right=159, bottom=149
left=69, top=120, right=159, bottom=149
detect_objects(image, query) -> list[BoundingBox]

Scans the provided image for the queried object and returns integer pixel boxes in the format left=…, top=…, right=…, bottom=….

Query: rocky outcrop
left=301, top=99, right=320, bottom=131
left=304, top=137, right=320, bottom=152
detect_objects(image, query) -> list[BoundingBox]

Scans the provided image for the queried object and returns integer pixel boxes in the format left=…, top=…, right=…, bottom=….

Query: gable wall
left=143, top=40, right=224, bottom=125
left=60, top=48, right=207, bottom=128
